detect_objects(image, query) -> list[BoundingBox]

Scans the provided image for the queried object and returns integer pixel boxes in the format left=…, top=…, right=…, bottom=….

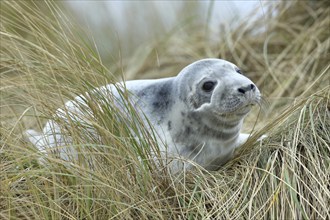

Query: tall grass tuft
left=1, top=0, right=329, bottom=219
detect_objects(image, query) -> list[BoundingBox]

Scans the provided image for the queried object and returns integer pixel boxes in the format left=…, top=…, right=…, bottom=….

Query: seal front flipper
left=236, top=133, right=251, bottom=147
left=235, top=133, right=268, bottom=148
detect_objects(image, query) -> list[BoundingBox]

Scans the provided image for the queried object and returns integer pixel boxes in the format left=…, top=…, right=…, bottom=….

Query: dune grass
left=1, top=0, right=329, bottom=219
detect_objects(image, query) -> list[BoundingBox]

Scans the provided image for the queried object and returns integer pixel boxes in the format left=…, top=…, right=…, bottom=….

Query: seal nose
left=237, top=84, right=255, bottom=94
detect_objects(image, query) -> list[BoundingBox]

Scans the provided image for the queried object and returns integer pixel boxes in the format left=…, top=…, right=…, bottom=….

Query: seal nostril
left=238, top=84, right=255, bottom=94
left=238, top=88, right=246, bottom=94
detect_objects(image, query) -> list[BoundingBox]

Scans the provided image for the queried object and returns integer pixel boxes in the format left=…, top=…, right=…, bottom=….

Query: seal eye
left=236, top=69, right=243, bottom=74
left=202, top=81, right=215, bottom=92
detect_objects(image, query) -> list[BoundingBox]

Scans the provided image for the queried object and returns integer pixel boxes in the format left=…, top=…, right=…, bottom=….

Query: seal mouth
left=213, top=94, right=261, bottom=117
left=232, top=104, right=253, bottom=115
left=232, top=96, right=261, bottom=114
left=219, top=103, right=255, bottom=117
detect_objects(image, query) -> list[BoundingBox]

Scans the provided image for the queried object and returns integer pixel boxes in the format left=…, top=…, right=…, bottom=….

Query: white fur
left=25, top=58, right=264, bottom=172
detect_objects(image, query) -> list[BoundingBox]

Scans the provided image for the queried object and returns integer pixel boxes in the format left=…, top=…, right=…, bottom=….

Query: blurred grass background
left=1, top=0, right=329, bottom=219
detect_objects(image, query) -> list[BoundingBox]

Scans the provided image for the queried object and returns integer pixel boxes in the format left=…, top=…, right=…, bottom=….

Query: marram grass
left=1, top=0, right=329, bottom=219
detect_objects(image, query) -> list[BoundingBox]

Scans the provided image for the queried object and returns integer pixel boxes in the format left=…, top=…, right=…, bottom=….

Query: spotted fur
left=25, top=58, right=262, bottom=172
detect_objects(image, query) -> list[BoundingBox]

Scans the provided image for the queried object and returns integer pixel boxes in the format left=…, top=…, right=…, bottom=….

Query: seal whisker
left=259, top=96, right=270, bottom=113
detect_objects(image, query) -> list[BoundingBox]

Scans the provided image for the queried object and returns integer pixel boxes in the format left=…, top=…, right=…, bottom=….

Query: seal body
left=26, top=58, right=262, bottom=171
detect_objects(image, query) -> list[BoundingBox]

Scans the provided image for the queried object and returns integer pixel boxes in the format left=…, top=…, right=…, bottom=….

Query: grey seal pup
left=26, top=58, right=262, bottom=171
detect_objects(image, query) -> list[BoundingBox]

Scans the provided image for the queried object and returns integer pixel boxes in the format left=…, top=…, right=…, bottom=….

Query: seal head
left=176, top=58, right=260, bottom=116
